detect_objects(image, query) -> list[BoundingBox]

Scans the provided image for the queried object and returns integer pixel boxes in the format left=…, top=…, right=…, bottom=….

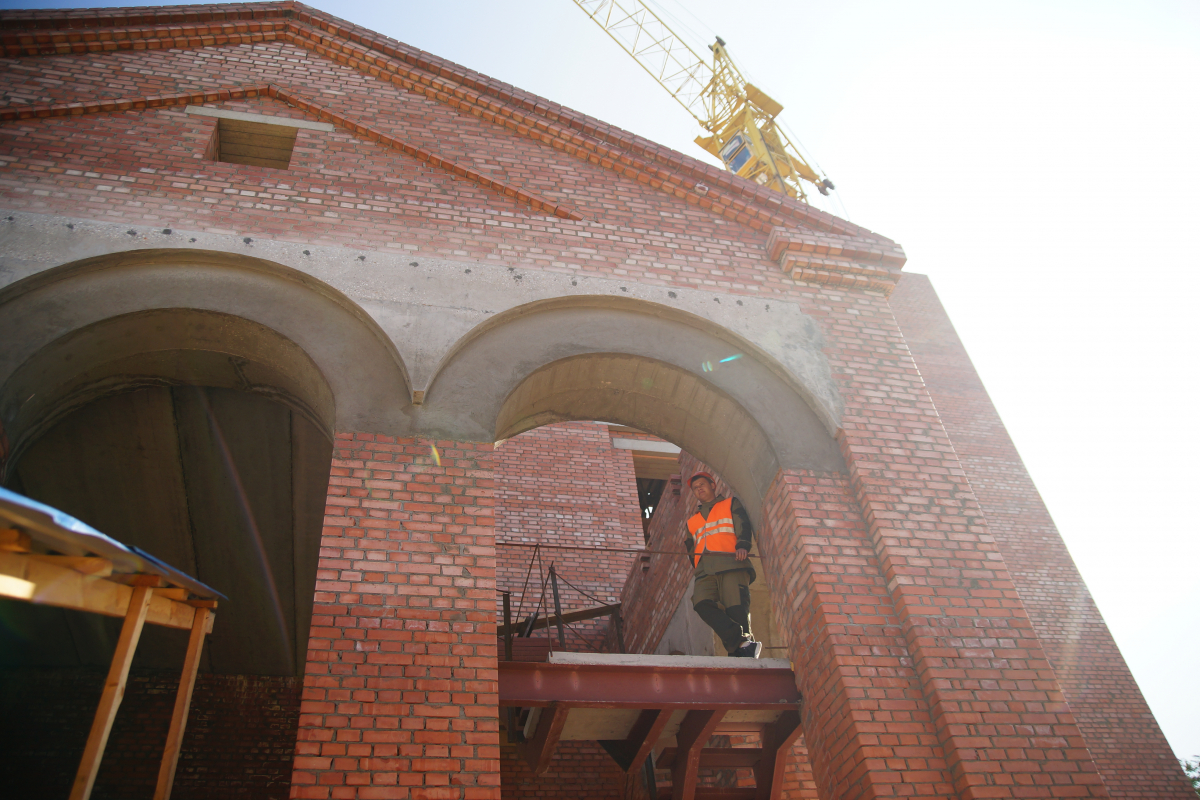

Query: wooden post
left=70, top=584, right=154, bottom=800
left=153, top=606, right=213, bottom=800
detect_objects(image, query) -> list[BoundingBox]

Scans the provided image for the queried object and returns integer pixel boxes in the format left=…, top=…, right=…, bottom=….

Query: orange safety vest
left=687, top=497, right=737, bottom=567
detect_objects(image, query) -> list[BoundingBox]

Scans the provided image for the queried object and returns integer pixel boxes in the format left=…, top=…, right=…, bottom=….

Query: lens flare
left=719, top=354, right=744, bottom=363
left=431, top=443, right=441, bottom=467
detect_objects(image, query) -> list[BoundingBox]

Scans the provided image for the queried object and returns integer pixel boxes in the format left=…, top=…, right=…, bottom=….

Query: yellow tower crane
left=571, top=0, right=835, bottom=203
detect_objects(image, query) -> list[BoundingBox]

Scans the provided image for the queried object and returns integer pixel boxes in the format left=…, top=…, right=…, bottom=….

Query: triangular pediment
left=0, top=1, right=905, bottom=278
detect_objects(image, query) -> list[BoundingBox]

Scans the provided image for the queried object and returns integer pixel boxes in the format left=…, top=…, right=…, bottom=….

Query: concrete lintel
left=184, top=105, right=334, bottom=131
left=610, top=438, right=681, bottom=454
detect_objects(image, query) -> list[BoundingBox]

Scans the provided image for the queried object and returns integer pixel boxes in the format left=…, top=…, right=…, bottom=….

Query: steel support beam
left=517, top=702, right=569, bottom=777
left=753, top=709, right=802, bottom=800
left=600, top=708, right=671, bottom=773
left=499, top=661, right=800, bottom=709
left=656, top=747, right=763, bottom=770
left=673, top=710, right=725, bottom=800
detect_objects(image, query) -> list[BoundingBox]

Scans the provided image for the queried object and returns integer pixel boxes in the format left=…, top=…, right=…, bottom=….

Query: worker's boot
left=732, top=640, right=761, bottom=658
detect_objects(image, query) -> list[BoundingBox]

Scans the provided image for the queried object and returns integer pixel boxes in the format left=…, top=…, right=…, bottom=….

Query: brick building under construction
left=0, top=3, right=1191, bottom=799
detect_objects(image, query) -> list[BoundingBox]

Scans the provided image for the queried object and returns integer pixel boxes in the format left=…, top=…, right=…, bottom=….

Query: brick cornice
left=0, top=1, right=900, bottom=256
left=0, top=19, right=287, bottom=52
left=0, top=2, right=294, bottom=30
left=0, top=83, right=272, bottom=120
left=0, top=82, right=582, bottom=220
left=766, top=227, right=907, bottom=294
left=284, top=7, right=870, bottom=239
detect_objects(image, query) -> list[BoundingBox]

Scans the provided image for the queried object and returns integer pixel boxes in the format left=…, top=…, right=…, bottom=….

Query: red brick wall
left=0, top=667, right=300, bottom=799
left=0, top=7, right=1185, bottom=799
left=607, top=450, right=702, bottom=656
left=500, top=741, right=634, bottom=800
left=888, top=273, right=1193, bottom=799
left=291, top=433, right=499, bottom=800
left=494, top=422, right=644, bottom=651
left=759, top=469, right=950, bottom=799
left=0, top=6, right=887, bottom=300
left=787, top=282, right=1111, bottom=799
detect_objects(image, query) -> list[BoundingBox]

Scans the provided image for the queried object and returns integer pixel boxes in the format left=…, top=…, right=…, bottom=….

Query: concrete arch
left=0, top=247, right=411, bottom=464
left=419, top=296, right=844, bottom=515
left=497, top=353, right=786, bottom=520
left=0, top=248, right=404, bottom=677
left=1, top=308, right=334, bottom=472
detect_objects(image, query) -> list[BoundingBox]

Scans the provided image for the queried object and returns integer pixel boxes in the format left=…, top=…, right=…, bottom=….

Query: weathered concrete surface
left=0, top=210, right=842, bottom=426
left=0, top=210, right=845, bottom=512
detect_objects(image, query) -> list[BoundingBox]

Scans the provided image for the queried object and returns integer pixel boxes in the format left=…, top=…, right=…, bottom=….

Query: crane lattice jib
left=572, top=0, right=717, bottom=128
left=571, top=0, right=833, bottom=202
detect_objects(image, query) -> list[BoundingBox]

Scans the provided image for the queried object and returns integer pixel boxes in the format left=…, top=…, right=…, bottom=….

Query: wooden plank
left=0, top=551, right=202, bottom=630
left=220, top=144, right=294, bottom=161
left=219, top=118, right=300, bottom=139
left=153, top=606, right=212, bottom=800
left=217, top=137, right=295, bottom=155
left=517, top=702, right=569, bottom=777
left=219, top=141, right=295, bottom=159
left=220, top=152, right=292, bottom=169
left=13, top=387, right=199, bottom=576
left=292, top=411, right=334, bottom=676
left=70, top=584, right=154, bottom=800
left=673, top=710, right=725, bottom=800
left=215, top=128, right=297, bottom=147
left=175, top=387, right=296, bottom=675
left=23, top=554, right=113, bottom=577
left=632, top=452, right=683, bottom=480
left=0, top=528, right=31, bottom=552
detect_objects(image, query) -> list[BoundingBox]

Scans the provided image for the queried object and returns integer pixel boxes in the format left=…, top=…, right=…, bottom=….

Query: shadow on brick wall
left=0, top=668, right=300, bottom=799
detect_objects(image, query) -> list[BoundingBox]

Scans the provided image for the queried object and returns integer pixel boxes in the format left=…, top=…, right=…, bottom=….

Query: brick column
left=814, top=288, right=1109, bottom=799
left=290, top=433, right=499, bottom=800
left=760, top=469, right=953, bottom=799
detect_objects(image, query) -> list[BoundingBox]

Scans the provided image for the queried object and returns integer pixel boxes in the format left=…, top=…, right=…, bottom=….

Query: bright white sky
left=8, top=0, right=1198, bottom=762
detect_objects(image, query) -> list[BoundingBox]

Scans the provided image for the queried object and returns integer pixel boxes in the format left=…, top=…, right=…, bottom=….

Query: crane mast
left=571, top=0, right=835, bottom=202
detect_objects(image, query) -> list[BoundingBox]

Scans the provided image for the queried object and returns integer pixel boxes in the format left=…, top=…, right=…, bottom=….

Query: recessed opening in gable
left=210, top=117, right=298, bottom=170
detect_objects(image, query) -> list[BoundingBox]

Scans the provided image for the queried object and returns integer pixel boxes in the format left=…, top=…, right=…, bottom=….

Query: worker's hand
left=735, top=548, right=748, bottom=561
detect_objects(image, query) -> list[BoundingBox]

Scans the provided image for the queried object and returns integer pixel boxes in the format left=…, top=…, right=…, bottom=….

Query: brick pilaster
left=761, top=469, right=953, bottom=799
left=812, top=288, right=1109, bottom=799
left=290, top=433, right=499, bottom=800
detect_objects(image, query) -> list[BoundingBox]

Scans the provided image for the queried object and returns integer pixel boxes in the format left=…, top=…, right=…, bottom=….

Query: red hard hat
left=688, top=472, right=716, bottom=487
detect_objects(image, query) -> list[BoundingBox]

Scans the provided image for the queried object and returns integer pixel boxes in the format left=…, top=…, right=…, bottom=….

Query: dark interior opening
left=0, top=383, right=333, bottom=799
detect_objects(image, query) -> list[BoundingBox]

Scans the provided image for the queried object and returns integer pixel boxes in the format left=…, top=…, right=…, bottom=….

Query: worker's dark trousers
left=692, top=570, right=753, bottom=654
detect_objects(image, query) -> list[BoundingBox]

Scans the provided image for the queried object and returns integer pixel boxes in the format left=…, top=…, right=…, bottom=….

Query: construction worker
left=684, top=472, right=760, bottom=658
